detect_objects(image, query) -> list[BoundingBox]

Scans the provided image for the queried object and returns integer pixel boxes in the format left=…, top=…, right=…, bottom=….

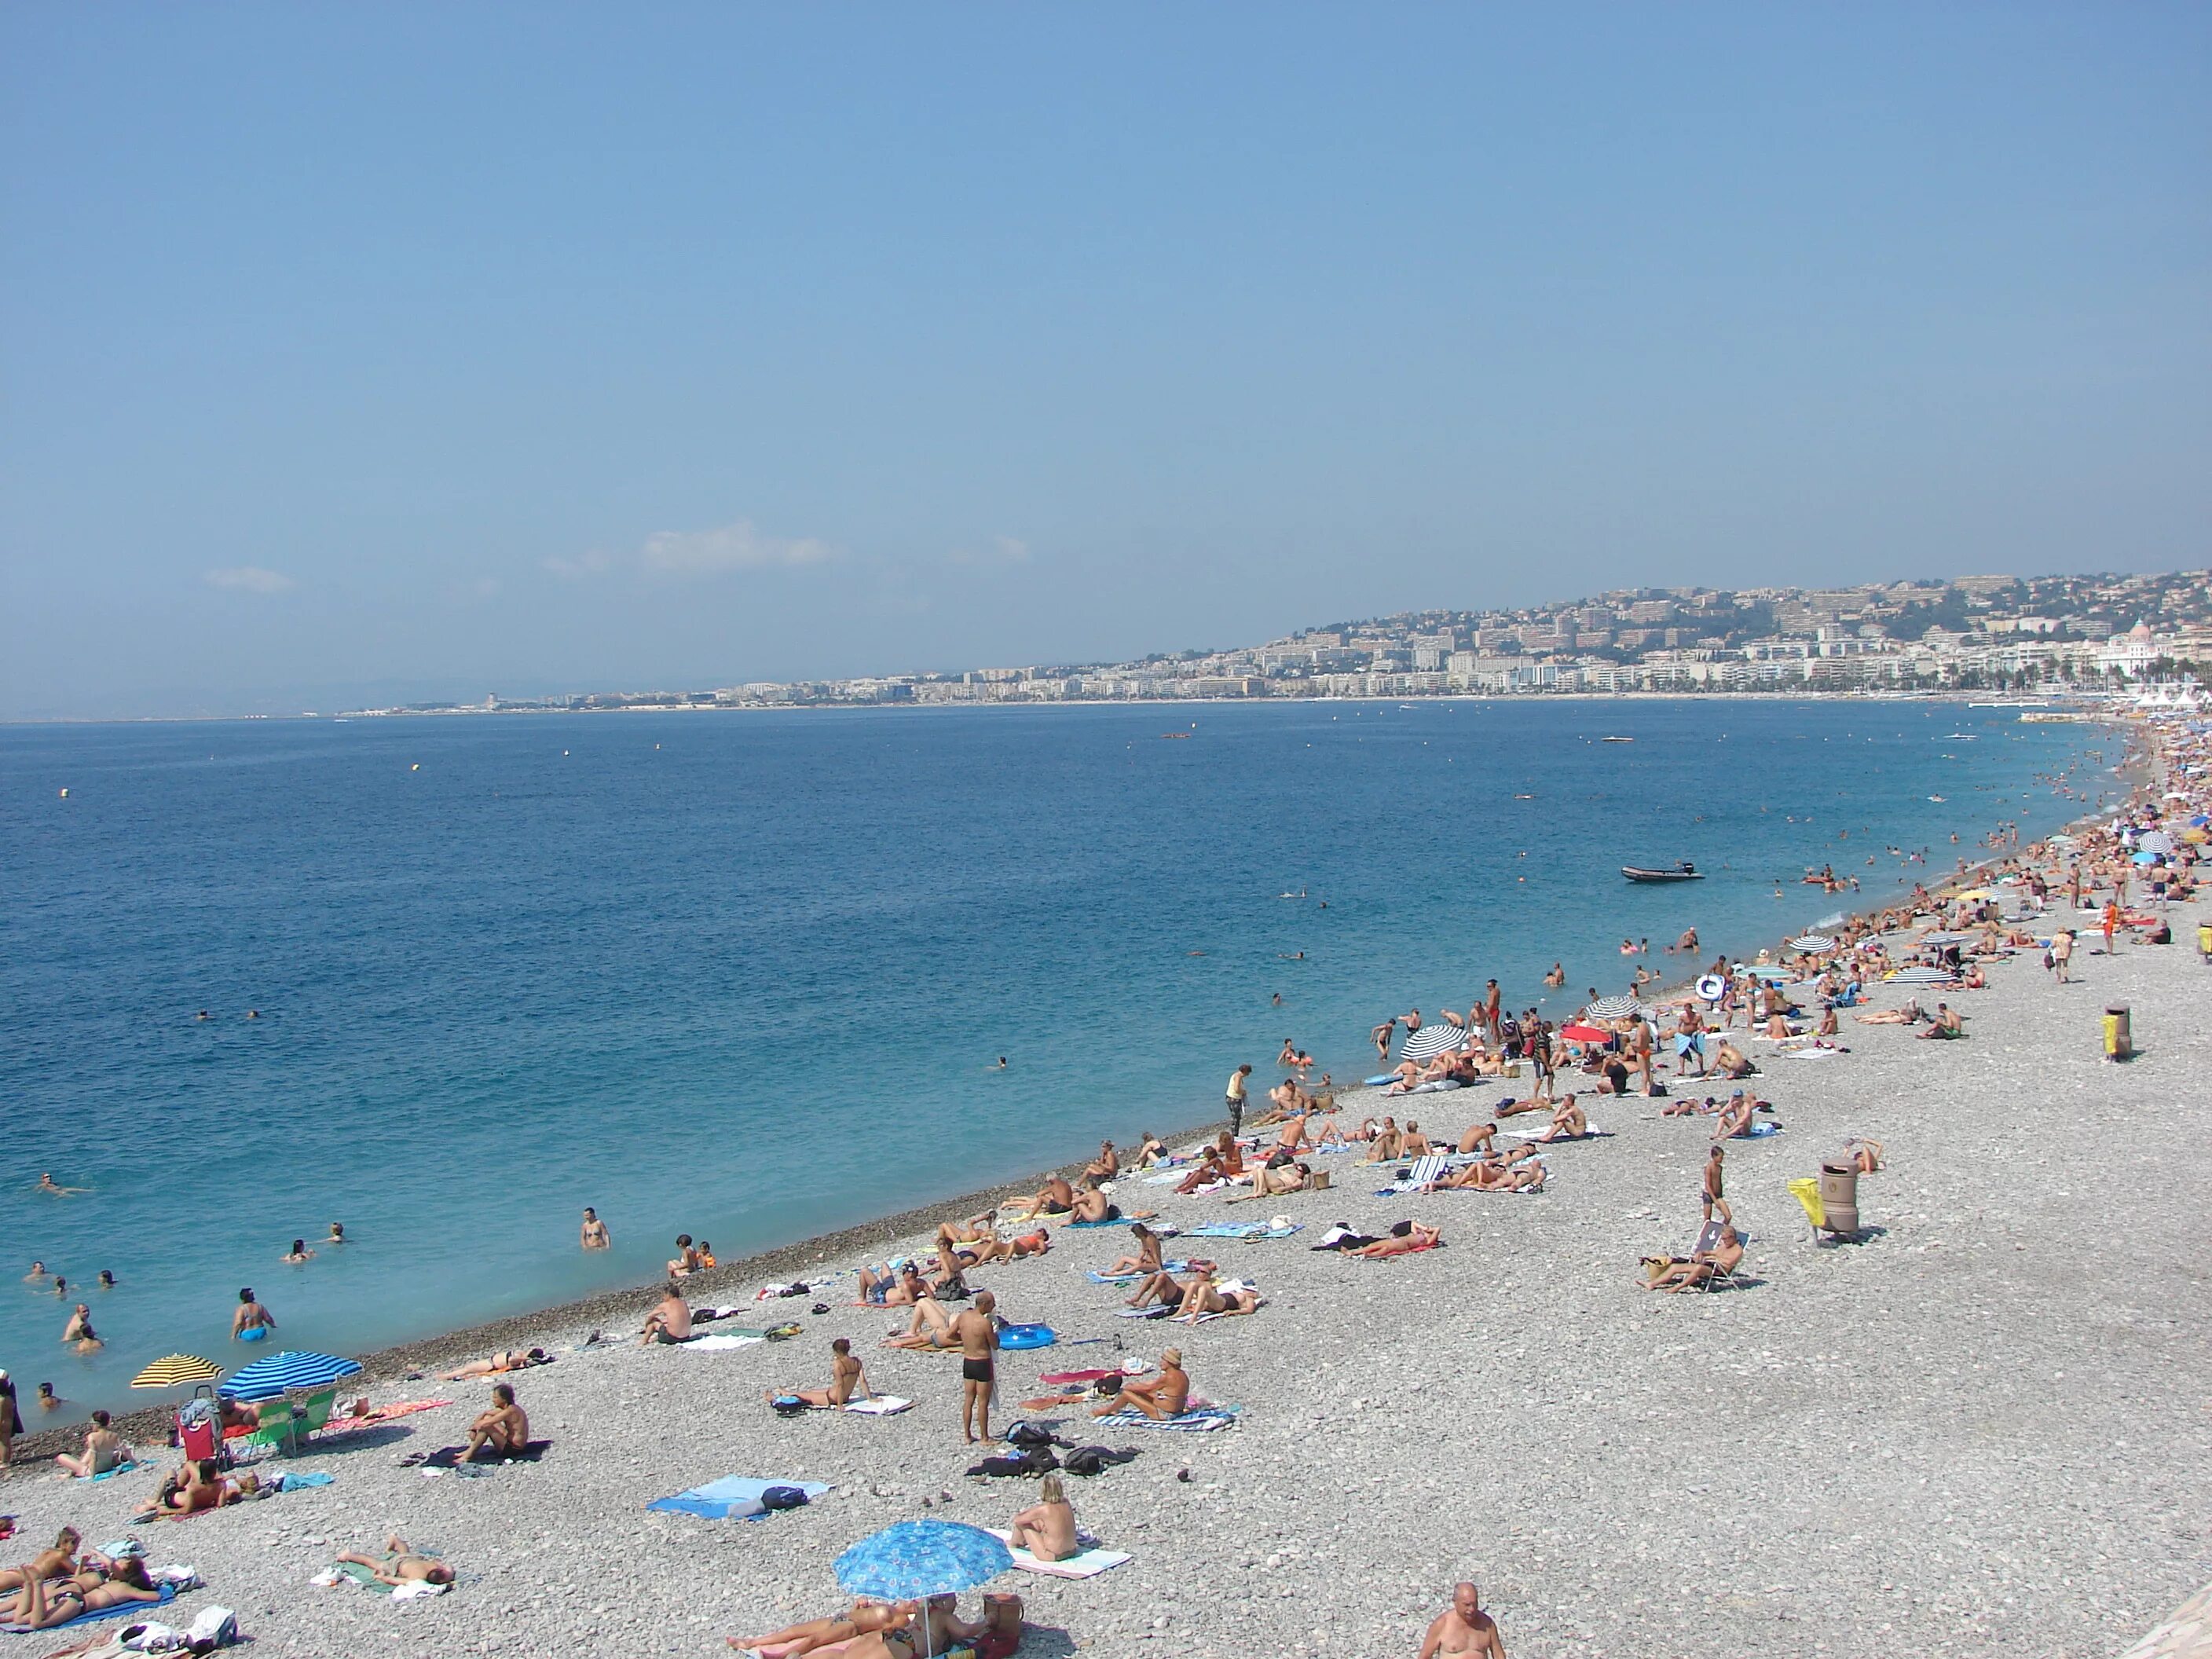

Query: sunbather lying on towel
left=964, top=1229, right=1050, bottom=1265
left=1854, top=1001, right=1921, bottom=1026
left=883, top=1298, right=959, bottom=1350
left=0, top=1529, right=82, bottom=1595
left=1352, top=1222, right=1441, bottom=1258
left=728, top=1597, right=915, bottom=1656
left=1122, top=1265, right=1214, bottom=1311
left=1431, top=1159, right=1543, bottom=1193
left=641, top=1285, right=694, bottom=1346
left=335, top=1533, right=455, bottom=1588
left=1173, top=1278, right=1261, bottom=1320
left=771, top=1337, right=871, bottom=1407
left=1009, top=1175, right=1076, bottom=1217
left=858, top=1262, right=928, bottom=1306
left=439, top=1347, right=550, bottom=1381
left=1225, top=1159, right=1308, bottom=1203
left=1090, top=1350, right=1190, bottom=1419
left=458, top=1382, right=529, bottom=1462
left=1639, top=1228, right=1745, bottom=1291
left=1843, top=1137, right=1884, bottom=1174
left=4, top=1555, right=161, bottom=1628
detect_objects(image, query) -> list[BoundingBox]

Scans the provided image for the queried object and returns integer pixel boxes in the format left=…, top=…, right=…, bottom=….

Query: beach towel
left=1, top=1584, right=176, bottom=1634
left=983, top=1529, right=1133, bottom=1578
left=679, top=1335, right=767, bottom=1353
left=647, top=1476, right=829, bottom=1520
left=322, top=1399, right=451, bottom=1433
left=1040, top=1368, right=1119, bottom=1384
left=1115, top=1306, right=1175, bottom=1320
left=1185, top=1222, right=1303, bottom=1240
left=408, top=1440, right=551, bottom=1468
left=1731, top=1121, right=1783, bottom=1138
left=1061, top=1218, right=1126, bottom=1229
left=838, top=1396, right=913, bottom=1416
left=79, top=1458, right=142, bottom=1482
left=320, top=1562, right=447, bottom=1598
left=1092, top=1407, right=1239, bottom=1433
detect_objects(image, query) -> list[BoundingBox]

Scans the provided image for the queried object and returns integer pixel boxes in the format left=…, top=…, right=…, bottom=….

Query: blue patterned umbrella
left=1399, top=1024, right=1468, bottom=1062
left=835, top=1518, right=1011, bottom=1609
left=219, top=1350, right=362, bottom=1402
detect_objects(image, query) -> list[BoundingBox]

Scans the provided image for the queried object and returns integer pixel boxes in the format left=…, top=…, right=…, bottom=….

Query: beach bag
left=769, top=1395, right=808, bottom=1416
left=1060, top=1445, right=1139, bottom=1477
left=1004, top=1422, right=1060, bottom=1448
left=759, top=1485, right=810, bottom=1510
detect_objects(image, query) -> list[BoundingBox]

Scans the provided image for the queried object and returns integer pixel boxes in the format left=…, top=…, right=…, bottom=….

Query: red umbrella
left=1558, top=1023, right=1609, bottom=1042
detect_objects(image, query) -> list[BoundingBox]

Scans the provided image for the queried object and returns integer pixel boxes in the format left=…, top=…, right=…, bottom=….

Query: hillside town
left=362, top=569, right=2212, bottom=714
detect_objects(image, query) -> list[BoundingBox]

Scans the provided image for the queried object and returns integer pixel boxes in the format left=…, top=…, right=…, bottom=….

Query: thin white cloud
left=203, top=566, right=297, bottom=595
left=639, top=521, right=838, bottom=576
left=948, top=535, right=1031, bottom=567
left=544, top=549, right=616, bottom=580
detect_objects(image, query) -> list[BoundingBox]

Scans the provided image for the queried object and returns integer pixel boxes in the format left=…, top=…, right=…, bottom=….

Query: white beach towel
left=984, top=1529, right=1133, bottom=1578
left=682, top=1335, right=767, bottom=1352
left=840, top=1396, right=913, bottom=1415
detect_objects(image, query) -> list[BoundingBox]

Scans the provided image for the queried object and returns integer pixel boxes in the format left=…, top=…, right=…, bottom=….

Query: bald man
left=1418, top=1582, right=1505, bottom=1658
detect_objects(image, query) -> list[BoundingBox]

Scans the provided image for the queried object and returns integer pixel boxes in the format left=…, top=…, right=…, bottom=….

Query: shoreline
left=1, top=688, right=2107, bottom=728
left=5, top=720, right=2131, bottom=1465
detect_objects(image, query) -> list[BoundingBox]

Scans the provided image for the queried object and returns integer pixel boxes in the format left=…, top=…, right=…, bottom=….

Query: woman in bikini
left=6, top=1557, right=162, bottom=1628
left=0, top=1529, right=79, bottom=1595
left=439, top=1347, right=549, bottom=1382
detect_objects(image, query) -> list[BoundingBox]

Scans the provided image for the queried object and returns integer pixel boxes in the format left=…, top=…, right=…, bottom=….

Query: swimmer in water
left=195, top=1011, right=211, bottom=1021
left=326, top=1222, right=346, bottom=1246
left=994, top=1057, right=1008, bottom=1070
left=24, top=1262, right=47, bottom=1283
left=35, top=1174, right=90, bottom=1197
left=281, top=1240, right=315, bottom=1264
left=96, top=1271, right=114, bottom=1290
left=580, top=1208, right=610, bottom=1250
left=245, top=1010, right=260, bottom=1020
left=231, top=1288, right=277, bottom=1341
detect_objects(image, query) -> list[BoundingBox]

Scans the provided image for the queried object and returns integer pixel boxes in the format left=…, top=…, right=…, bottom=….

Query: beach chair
left=1395, top=1155, right=1448, bottom=1192
left=242, top=1386, right=338, bottom=1456
left=1691, top=1223, right=1752, bottom=1293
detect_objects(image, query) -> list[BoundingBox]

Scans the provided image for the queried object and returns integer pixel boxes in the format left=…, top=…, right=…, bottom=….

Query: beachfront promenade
left=4, top=891, right=2207, bottom=1654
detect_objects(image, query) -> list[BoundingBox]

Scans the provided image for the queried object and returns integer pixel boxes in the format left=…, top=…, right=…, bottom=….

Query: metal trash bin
left=2104, top=1004, right=2133, bottom=1062
left=1818, top=1160, right=1859, bottom=1237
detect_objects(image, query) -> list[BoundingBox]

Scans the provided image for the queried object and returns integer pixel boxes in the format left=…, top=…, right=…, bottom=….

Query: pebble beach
left=4, top=741, right=2209, bottom=1658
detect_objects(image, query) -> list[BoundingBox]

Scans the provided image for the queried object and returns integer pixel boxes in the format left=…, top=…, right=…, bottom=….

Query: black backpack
left=1061, top=1445, right=1140, bottom=1477
left=759, top=1485, right=810, bottom=1510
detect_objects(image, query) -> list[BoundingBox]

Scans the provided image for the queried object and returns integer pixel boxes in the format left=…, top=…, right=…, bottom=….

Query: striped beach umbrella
left=1583, top=994, right=1643, bottom=1021
left=219, top=1350, right=363, bottom=1403
left=1918, top=931, right=1975, bottom=945
left=1789, top=935, right=1835, bottom=953
left=1399, top=1024, right=1469, bottom=1062
left=130, top=1354, right=222, bottom=1390
left=1889, top=965, right=1955, bottom=984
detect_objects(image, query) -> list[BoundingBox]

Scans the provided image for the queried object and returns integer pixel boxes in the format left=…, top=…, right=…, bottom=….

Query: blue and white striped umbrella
left=1918, top=931, right=1976, bottom=945
left=219, top=1350, right=363, bottom=1402
left=1399, top=1024, right=1469, bottom=1063
left=1583, top=994, right=1644, bottom=1021
left=836, top=1519, right=1012, bottom=1604
left=1888, top=965, right=1956, bottom=985
left=1788, top=935, right=1835, bottom=953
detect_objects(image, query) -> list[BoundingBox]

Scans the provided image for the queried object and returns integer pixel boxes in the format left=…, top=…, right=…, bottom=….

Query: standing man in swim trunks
left=1225, top=1064, right=1251, bottom=1137
left=1702, top=1144, right=1727, bottom=1222
left=1419, top=1581, right=1506, bottom=1657
left=953, top=1289, right=998, bottom=1445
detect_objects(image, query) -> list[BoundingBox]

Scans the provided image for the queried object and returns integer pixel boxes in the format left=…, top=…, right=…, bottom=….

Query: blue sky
left=2, top=5, right=2206, bottom=716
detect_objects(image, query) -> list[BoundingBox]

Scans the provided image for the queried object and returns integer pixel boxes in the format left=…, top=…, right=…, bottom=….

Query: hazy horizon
left=5, top=6, right=2207, bottom=720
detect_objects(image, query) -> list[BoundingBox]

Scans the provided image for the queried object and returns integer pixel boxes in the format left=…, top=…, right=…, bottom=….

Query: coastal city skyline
left=352, top=567, right=2211, bottom=718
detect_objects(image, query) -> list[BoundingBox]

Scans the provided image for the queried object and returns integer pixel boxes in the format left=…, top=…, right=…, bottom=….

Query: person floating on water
left=35, top=1174, right=89, bottom=1197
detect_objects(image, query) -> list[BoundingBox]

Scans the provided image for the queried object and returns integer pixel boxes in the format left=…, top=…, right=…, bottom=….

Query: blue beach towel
left=1062, top=1218, right=1124, bottom=1230
left=1093, top=1406, right=1240, bottom=1433
left=1085, top=1262, right=1192, bottom=1284
left=1733, top=1121, right=1783, bottom=1138
left=1186, top=1222, right=1304, bottom=1240
left=82, top=1459, right=142, bottom=1483
left=2, top=1584, right=175, bottom=1635
left=646, top=1476, right=830, bottom=1521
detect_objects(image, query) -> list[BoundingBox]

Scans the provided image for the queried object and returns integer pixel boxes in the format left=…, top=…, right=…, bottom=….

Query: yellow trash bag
left=1787, top=1177, right=1825, bottom=1230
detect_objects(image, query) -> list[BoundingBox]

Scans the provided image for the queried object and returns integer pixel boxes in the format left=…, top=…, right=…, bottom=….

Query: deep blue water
left=0, top=700, right=2109, bottom=1407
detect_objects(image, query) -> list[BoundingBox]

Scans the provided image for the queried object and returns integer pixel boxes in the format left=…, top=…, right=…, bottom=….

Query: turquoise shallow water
left=0, top=699, right=2109, bottom=1407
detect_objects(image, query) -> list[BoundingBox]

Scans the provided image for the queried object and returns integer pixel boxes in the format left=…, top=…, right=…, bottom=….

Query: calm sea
left=1, top=700, right=2107, bottom=1407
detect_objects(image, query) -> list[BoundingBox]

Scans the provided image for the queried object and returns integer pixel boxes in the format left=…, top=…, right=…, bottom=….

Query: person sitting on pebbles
left=458, top=1382, right=529, bottom=1462
left=1090, top=1349, right=1191, bottom=1420
left=771, top=1337, right=872, bottom=1408
left=640, top=1284, right=694, bottom=1346
left=1530, top=1097, right=1589, bottom=1142
left=1102, top=1223, right=1164, bottom=1279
